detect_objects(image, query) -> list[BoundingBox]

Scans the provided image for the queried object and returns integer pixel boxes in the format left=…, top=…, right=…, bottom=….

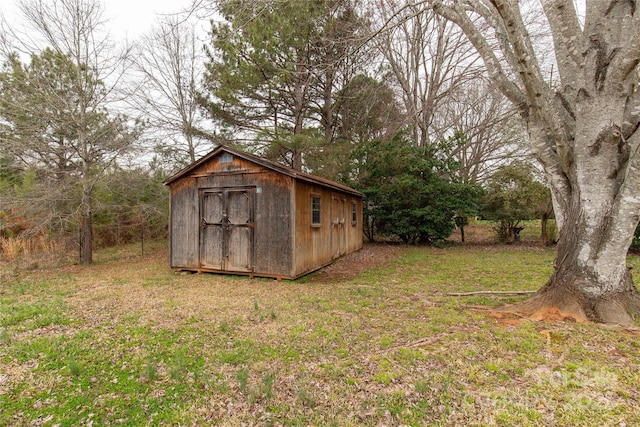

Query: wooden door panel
left=202, top=192, right=224, bottom=224
left=227, top=190, right=251, bottom=224
left=331, top=196, right=346, bottom=259
left=226, top=189, right=253, bottom=272
left=200, top=225, right=224, bottom=269
left=227, top=226, right=252, bottom=272
left=199, top=187, right=254, bottom=272
left=200, top=191, right=225, bottom=269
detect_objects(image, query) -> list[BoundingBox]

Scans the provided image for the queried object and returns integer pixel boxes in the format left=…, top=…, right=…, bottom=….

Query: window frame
left=351, top=201, right=358, bottom=225
left=311, top=195, right=321, bottom=226
left=219, top=153, right=233, bottom=163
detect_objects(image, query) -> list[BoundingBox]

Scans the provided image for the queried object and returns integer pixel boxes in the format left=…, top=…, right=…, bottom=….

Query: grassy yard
left=1, top=241, right=639, bottom=426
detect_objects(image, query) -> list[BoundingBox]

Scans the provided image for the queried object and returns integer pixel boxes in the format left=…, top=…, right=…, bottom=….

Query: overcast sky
left=0, top=0, right=198, bottom=42
left=103, top=0, right=196, bottom=40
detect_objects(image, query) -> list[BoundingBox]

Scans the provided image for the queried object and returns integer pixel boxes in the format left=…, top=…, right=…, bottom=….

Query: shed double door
left=199, top=187, right=254, bottom=272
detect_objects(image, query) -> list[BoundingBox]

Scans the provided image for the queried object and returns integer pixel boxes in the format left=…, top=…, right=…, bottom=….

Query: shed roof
left=163, top=145, right=363, bottom=197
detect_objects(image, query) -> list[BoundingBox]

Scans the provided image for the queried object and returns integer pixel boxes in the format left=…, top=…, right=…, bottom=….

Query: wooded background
left=1, top=0, right=636, bottom=275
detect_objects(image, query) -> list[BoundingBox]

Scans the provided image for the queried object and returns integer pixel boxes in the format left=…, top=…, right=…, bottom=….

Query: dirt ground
left=308, top=242, right=409, bottom=282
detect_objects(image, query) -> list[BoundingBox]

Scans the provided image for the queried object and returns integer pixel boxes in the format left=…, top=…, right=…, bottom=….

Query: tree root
left=492, top=290, right=640, bottom=326
left=447, top=283, right=640, bottom=326
left=491, top=292, right=589, bottom=323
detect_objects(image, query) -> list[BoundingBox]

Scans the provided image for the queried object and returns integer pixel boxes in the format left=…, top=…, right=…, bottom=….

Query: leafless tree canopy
left=130, top=16, right=211, bottom=167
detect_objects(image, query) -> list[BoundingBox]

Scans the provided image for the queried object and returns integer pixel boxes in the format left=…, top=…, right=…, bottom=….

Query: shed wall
left=292, top=181, right=363, bottom=277
left=169, top=177, right=199, bottom=268
left=345, top=198, right=364, bottom=254
left=168, top=154, right=294, bottom=277
left=168, top=148, right=363, bottom=279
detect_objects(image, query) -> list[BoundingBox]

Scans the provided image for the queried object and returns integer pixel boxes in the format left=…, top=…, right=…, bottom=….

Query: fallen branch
left=446, top=290, right=536, bottom=297
left=369, top=335, right=443, bottom=357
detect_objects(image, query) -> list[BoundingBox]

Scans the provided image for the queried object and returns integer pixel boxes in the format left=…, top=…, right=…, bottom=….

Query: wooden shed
left=163, top=145, right=363, bottom=279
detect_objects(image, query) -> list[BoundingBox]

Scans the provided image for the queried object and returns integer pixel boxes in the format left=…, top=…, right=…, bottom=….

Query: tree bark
left=430, top=0, right=640, bottom=325
left=540, top=213, right=549, bottom=245
left=80, top=198, right=93, bottom=264
left=79, top=138, right=92, bottom=264
left=517, top=205, right=640, bottom=324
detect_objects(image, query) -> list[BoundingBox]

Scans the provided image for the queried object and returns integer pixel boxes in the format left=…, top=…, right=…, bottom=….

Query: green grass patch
left=0, top=241, right=639, bottom=425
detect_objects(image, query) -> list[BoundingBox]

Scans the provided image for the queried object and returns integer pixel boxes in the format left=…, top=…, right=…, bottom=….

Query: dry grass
left=0, top=235, right=71, bottom=269
left=0, top=236, right=24, bottom=260
left=1, top=240, right=639, bottom=426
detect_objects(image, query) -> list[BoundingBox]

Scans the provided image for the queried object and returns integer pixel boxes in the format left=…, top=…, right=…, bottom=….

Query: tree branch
left=430, top=1, right=527, bottom=112
left=609, top=22, right=640, bottom=84
left=489, top=0, right=548, bottom=108
left=446, top=290, right=536, bottom=296
left=541, top=0, right=582, bottom=86
left=461, top=0, right=520, bottom=78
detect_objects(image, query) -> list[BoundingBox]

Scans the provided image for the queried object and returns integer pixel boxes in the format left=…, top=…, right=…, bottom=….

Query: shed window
left=219, top=153, right=233, bottom=163
left=311, top=196, right=321, bottom=225
left=352, top=202, right=357, bottom=225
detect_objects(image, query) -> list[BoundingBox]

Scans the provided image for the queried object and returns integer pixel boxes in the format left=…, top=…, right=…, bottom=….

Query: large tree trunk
left=509, top=82, right=640, bottom=325
left=511, top=73, right=640, bottom=325
left=518, top=45, right=640, bottom=325
left=522, top=11, right=640, bottom=325
left=431, top=0, right=640, bottom=325
left=514, top=204, right=640, bottom=325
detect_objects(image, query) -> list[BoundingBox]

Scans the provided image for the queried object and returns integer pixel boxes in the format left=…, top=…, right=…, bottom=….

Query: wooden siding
left=169, top=176, right=199, bottom=268
left=293, top=181, right=332, bottom=275
left=345, top=198, right=364, bottom=254
left=292, top=181, right=363, bottom=277
left=167, top=146, right=363, bottom=279
left=253, top=174, right=293, bottom=277
left=168, top=152, right=294, bottom=277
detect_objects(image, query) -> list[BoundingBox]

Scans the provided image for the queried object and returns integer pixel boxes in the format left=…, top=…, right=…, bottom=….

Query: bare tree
left=435, top=79, right=530, bottom=183
left=131, top=16, right=210, bottom=167
left=373, top=0, right=483, bottom=147
left=1, top=0, right=136, bottom=264
left=428, top=0, right=640, bottom=325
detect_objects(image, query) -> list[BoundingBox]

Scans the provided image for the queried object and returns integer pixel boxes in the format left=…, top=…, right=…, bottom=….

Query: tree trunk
left=430, top=0, right=640, bottom=325
left=290, top=61, right=307, bottom=171
left=80, top=202, right=92, bottom=264
left=79, top=158, right=92, bottom=264
left=322, top=70, right=334, bottom=145
left=540, top=214, right=548, bottom=245
left=512, top=241, right=640, bottom=326
left=509, top=101, right=640, bottom=325
left=540, top=198, right=554, bottom=245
